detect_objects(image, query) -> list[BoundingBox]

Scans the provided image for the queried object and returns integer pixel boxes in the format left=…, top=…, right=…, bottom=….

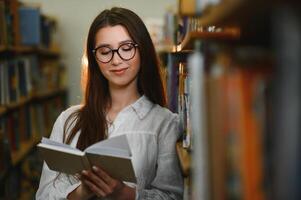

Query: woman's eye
left=121, top=44, right=134, bottom=51
left=100, top=51, right=110, bottom=55
left=99, top=49, right=111, bottom=55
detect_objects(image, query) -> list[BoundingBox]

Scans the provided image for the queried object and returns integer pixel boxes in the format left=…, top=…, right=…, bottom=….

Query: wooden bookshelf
left=176, top=141, right=191, bottom=177
left=5, top=96, right=32, bottom=110
left=156, top=44, right=177, bottom=54
left=176, top=27, right=241, bottom=51
left=19, top=191, right=34, bottom=200
left=1, top=88, right=67, bottom=113
left=33, top=87, right=67, bottom=100
left=10, top=136, right=40, bottom=166
left=194, top=0, right=245, bottom=26
left=0, top=1, right=68, bottom=199
left=0, top=45, right=60, bottom=57
left=0, top=106, right=6, bottom=116
left=0, top=45, right=6, bottom=52
left=179, top=0, right=266, bottom=26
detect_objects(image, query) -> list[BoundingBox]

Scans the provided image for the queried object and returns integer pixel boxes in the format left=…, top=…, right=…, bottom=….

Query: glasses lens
left=118, top=43, right=136, bottom=60
left=95, top=46, right=112, bottom=63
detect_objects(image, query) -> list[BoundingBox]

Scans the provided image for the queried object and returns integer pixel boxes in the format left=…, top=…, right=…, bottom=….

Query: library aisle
left=161, top=0, right=301, bottom=200
left=1, top=0, right=301, bottom=200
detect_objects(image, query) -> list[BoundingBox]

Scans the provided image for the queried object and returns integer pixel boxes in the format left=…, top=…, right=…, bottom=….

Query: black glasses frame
left=92, top=42, right=139, bottom=63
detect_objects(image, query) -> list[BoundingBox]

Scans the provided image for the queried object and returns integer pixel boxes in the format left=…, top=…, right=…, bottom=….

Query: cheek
left=132, top=54, right=141, bottom=73
left=97, top=63, right=108, bottom=75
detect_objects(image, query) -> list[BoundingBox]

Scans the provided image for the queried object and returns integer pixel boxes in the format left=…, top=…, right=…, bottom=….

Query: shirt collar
left=131, top=95, right=154, bottom=120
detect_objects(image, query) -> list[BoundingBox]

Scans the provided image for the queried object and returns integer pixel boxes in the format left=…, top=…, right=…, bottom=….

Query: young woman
left=36, top=7, right=183, bottom=200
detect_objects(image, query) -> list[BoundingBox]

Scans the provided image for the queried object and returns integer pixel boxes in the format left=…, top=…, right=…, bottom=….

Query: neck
left=108, top=82, right=140, bottom=113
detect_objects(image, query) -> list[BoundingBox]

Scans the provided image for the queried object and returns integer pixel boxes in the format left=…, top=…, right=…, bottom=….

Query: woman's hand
left=67, top=177, right=94, bottom=200
left=81, top=166, right=135, bottom=200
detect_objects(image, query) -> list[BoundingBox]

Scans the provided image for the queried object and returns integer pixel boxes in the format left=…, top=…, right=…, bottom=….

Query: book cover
left=18, top=6, right=41, bottom=45
left=37, top=134, right=136, bottom=183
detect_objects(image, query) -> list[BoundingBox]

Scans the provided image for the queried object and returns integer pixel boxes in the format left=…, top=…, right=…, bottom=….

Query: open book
left=37, top=134, right=136, bottom=183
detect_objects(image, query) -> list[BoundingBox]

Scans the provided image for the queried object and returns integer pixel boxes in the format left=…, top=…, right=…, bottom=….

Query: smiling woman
left=36, top=7, right=183, bottom=200
left=94, top=25, right=141, bottom=90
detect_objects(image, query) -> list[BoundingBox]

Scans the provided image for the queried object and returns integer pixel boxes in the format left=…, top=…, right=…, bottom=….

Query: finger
left=82, top=170, right=112, bottom=194
left=83, top=178, right=106, bottom=197
left=92, top=166, right=125, bottom=193
left=92, top=166, right=113, bottom=185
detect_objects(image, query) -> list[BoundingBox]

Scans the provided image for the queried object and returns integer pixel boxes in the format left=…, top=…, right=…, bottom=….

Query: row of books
left=0, top=55, right=66, bottom=106
left=0, top=146, right=43, bottom=199
left=204, top=51, right=272, bottom=200
left=179, top=0, right=221, bottom=16
left=0, top=0, right=57, bottom=47
left=163, top=1, right=301, bottom=200
left=164, top=45, right=274, bottom=199
left=0, top=95, right=66, bottom=157
left=0, top=1, right=67, bottom=199
left=0, top=94, right=67, bottom=200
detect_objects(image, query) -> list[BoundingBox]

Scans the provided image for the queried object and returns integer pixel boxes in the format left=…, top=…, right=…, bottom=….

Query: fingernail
left=82, top=170, right=87, bottom=175
left=92, top=166, right=98, bottom=171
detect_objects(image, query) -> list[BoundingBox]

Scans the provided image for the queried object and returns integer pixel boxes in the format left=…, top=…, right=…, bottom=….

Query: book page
left=37, top=143, right=89, bottom=174
left=41, top=137, right=80, bottom=152
left=85, top=134, right=131, bottom=157
left=86, top=147, right=130, bottom=158
left=86, top=153, right=136, bottom=183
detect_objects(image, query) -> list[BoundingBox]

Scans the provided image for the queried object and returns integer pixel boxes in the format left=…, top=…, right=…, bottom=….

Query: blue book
left=19, top=6, right=41, bottom=45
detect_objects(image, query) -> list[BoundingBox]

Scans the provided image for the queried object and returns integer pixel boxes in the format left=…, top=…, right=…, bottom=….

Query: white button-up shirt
left=36, top=95, right=183, bottom=199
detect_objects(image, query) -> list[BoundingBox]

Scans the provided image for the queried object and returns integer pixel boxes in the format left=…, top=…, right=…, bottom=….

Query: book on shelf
left=18, top=5, right=41, bottom=45
left=37, top=134, right=136, bottom=183
left=0, top=1, right=7, bottom=46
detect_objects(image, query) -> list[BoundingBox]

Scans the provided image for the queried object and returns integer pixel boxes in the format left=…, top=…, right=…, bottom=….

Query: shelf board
left=0, top=45, right=6, bottom=52
left=156, top=44, right=177, bottom=54
left=176, top=141, right=191, bottom=177
left=177, top=27, right=241, bottom=51
left=0, top=106, right=6, bottom=116
left=1, top=88, right=66, bottom=112
left=19, top=191, right=34, bottom=200
left=33, top=87, right=67, bottom=100
left=11, top=136, right=40, bottom=166
left=0, top=45, right=60, bottom=56
left=5, top=96, right=32, bottom=110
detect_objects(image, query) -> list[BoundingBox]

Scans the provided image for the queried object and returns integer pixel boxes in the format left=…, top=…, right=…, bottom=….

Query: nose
left=111, top=49, right=122, bottom=65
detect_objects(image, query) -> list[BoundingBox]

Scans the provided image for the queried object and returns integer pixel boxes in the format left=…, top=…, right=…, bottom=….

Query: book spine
left=82, top=155, right=91, bottom=170
left=189, top=41, right=209, bottom=200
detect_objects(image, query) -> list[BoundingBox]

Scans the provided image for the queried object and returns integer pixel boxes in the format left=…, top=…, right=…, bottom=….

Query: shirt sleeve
left=35, top=111, right=81, bottom=200
left=136, top=114, right=184, bottom=200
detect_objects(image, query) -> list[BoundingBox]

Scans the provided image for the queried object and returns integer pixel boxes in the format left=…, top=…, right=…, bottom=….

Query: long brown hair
left=63, top=7, right=166, bottom=150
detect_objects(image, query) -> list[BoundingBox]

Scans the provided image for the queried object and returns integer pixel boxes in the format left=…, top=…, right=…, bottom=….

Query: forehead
left=95, top=25, right=132, bottom=46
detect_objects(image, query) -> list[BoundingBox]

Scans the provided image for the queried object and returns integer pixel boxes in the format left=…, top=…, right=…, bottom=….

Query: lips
left=110, top=67, right=128, bottom=75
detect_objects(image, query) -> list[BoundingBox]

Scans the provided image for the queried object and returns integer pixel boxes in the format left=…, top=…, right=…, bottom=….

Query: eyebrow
left=94, top=39, right=134, bottom=49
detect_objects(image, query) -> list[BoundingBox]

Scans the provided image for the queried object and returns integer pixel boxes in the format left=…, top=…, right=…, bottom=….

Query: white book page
left=86, top=147, right=130, bottom=158
left=41, top=137, right=81, bottom=152
left=37, top=143, right=85, bottom=156
left=85, top=135, right=131, bottom=157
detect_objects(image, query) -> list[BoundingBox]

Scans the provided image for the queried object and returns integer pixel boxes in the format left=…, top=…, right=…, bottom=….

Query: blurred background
left=0, top=0, right=300, bottom=199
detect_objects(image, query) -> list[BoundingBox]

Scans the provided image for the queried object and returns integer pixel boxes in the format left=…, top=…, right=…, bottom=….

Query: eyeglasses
left=92, top=42, right=139, bottom=63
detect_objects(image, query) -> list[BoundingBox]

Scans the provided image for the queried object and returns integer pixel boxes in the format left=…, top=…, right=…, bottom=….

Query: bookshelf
left=10, top=135, right=39, bottom=166
left=0, top=0, right=68, bottom=199
left=176, top=141, right=190, bottom=177
left=0, top=45, right=60, bottom=56
left=0, top=106, right=6, bottom=115
left=162, top=0, right=301, bottom=200
left=176, top=28, right=241, bottom=51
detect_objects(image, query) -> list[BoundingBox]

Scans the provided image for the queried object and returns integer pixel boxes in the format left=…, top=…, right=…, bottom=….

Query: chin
left=109, top=78, right=137, bottom=89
